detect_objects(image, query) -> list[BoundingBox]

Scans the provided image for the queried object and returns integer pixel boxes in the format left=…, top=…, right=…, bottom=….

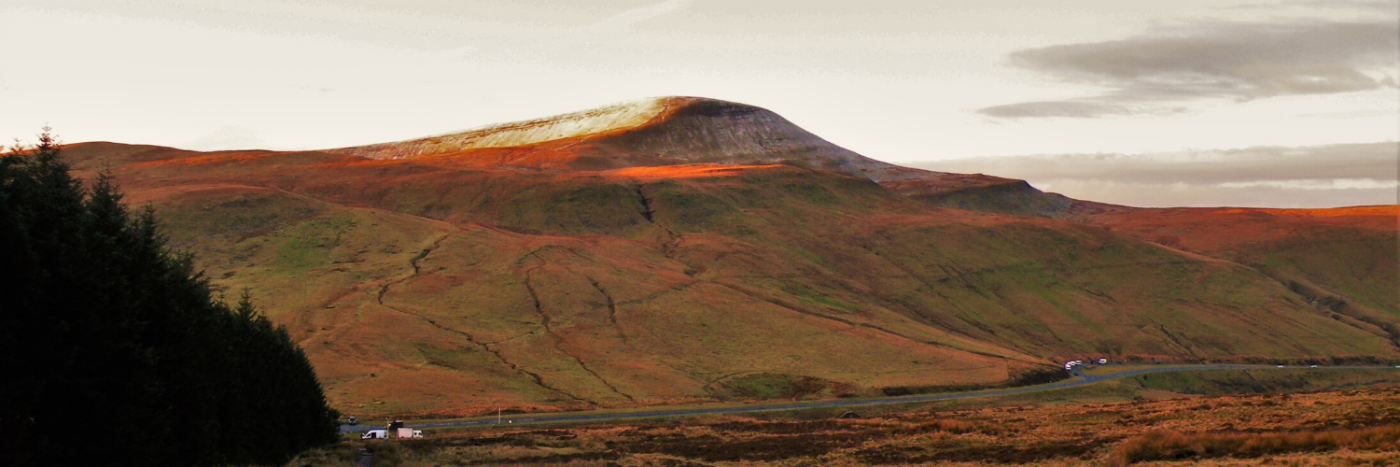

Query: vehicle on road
left=1310, top=365, right=1318, bottom=368
left=361, top=430, right=387, bottom=440
left=1277, top=365, right=1284, bottom=368
left=348, top=416, right=357, bottom=426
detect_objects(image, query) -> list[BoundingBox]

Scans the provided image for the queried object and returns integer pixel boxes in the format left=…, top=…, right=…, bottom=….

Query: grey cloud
left=910, top=142, right=1399, bottom=208
left=1226, top=0, right=1399, bottom=14
left=979, top=16, right=1399, bottom=118
left=977, top=100, right=1186, bottom=119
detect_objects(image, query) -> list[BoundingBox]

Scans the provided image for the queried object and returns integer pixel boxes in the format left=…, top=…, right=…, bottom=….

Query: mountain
left=328, top=97, right=1073, bottom=217
left=56, top=97, right=1398, bottom=416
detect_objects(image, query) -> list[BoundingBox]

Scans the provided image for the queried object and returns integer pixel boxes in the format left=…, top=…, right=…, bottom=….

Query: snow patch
left=333, top=97, right=673, bottom=159
left=435, top=97, right=671, bottom=149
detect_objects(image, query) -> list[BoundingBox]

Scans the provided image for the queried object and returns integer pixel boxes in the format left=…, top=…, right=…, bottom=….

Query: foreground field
left=290, top=373, right=1400, bottom=466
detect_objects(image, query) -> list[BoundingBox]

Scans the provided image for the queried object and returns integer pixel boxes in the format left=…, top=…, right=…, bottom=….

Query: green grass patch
left=1130, top=369, right=1400, bottom=396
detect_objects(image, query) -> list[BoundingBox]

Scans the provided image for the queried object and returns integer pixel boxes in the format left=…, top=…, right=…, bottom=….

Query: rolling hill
left=56, top=97, right=1399, bottom=416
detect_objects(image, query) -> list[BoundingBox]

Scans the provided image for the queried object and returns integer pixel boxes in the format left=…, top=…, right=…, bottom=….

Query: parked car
left=347, top=416, right=358, bottom=426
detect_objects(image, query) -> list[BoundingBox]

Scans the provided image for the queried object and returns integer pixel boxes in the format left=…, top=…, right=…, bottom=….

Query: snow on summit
left=329, top=98, right=673, bottom=160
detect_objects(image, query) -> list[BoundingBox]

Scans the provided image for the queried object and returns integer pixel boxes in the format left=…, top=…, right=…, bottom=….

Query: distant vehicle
left=1277, top=365, right=1284, bottom=368
left=1309, top=365, right=1318, bottom=368
left=348, top=416, right=358, bottom=426
left=1097, top=358, right=1107, bottom=364
left=396, top=427, right=422, bottom=439
left=361, top=430, right=387, bottom=440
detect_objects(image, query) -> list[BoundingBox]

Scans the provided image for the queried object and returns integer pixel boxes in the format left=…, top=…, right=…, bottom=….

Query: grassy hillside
left=1079, top=206, right=1400, bottom=347
left=60, top=142, right=1400, bottom=416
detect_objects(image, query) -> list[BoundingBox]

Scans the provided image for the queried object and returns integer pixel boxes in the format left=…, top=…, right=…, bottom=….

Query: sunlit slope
left=325, top=98, right=672, bottom=161
left=61, top=142, right=1399, bottom=415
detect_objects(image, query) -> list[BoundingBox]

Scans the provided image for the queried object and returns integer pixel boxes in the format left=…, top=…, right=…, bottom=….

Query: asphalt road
left=341, top=363, right=1400, bottom=433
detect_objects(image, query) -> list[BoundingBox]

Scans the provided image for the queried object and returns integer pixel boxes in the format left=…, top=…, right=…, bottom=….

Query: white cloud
left=912, top=142, right=1399, bottom=208
left=592, top=0, right=691, bottom=30
left=182, top=126, right=268, bottom=151
left=2, top=0, right=1395, bottom=161
left=1216, top=179, right=1399, bottom=190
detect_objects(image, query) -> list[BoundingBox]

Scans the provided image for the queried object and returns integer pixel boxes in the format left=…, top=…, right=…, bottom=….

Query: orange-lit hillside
left=1078, top=205, right=1398, bottom=255
left=49, top=97, right=1400, bottom=418
left=1077, top=205, right=1399, bottom=350
left=606, top=164, right=786, bottom=179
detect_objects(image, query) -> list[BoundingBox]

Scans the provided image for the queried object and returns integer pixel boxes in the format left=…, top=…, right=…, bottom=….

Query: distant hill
left=1073, top=204, right=1400, bottom=348
left=59, top=97, right=1399, bottom=416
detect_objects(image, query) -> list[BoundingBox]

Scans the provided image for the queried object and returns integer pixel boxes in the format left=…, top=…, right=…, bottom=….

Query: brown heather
left=1108, top=426, right=1400, bottom=466
left=287, top=385, right=1400, bottom=466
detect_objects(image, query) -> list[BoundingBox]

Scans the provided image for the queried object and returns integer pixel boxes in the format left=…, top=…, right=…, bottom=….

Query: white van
left=361, top=429, right=388, bottom=439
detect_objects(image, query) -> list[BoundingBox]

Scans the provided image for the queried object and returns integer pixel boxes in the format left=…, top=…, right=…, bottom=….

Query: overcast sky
left=1, top=0, right=1395, bottom=207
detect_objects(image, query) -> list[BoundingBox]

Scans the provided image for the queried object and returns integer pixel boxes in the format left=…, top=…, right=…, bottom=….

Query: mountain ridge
left=44, top=96, right=1399, bottom=416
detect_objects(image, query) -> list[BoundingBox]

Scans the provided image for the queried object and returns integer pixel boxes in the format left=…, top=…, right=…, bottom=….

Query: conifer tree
left=0, top=129, right=339, bottom=467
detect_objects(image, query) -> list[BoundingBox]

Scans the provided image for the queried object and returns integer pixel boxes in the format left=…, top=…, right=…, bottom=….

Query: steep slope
left=59, top=139, right=1400, bottom=417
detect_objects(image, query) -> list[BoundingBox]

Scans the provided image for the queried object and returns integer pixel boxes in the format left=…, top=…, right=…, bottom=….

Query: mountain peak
left=323, top=96, right=893, bottom=171
left=323, top=96, right=1072, bottom=217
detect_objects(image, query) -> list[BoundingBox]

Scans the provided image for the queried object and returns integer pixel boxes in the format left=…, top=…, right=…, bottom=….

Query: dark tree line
left=0, top=130, right=339, bottom=466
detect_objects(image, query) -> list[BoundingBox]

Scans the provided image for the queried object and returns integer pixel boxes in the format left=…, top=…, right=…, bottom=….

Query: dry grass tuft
left=1108, top=425, right=1400, bottom=466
